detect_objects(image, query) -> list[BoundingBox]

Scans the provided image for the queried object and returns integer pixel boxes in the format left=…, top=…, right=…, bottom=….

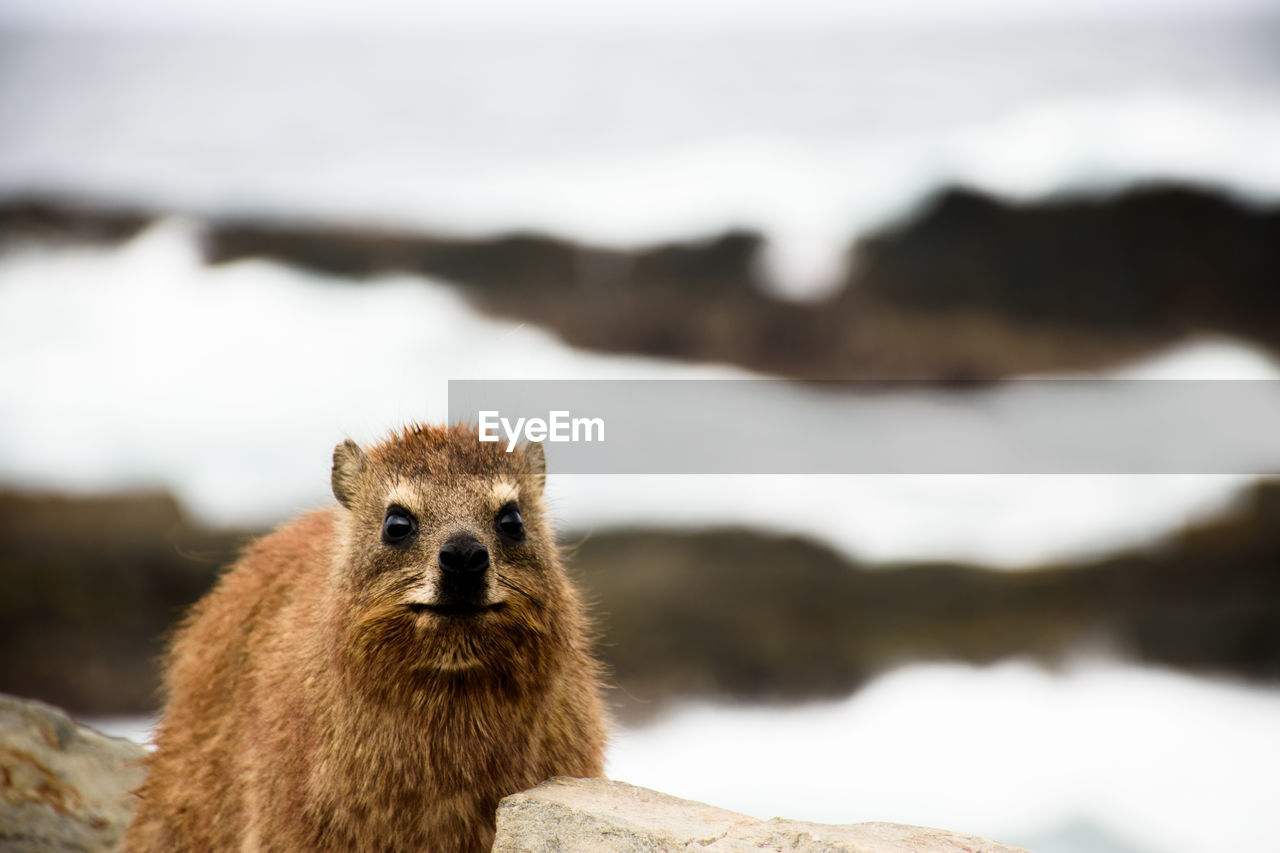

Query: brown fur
left=124, top=424, right=607, bottom=852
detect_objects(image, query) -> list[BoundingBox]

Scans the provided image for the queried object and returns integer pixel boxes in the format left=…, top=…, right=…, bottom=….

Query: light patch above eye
left=491, top=481, right=520, bottom=506
left=383, top=485, right=420, bottom=514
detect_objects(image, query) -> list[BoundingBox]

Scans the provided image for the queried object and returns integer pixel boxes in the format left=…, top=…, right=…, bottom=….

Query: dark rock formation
left=0, top=198, right=152, bottom=248
left=203, top=221, right=782, bottom=367
left=848, top=185, right=1280, bottom=340
left=0, top=490, right=253, bottom=715
left=572, top=480, right=1280, bottom=721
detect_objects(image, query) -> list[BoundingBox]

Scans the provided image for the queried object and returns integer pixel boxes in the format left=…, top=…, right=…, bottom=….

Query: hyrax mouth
left=407, top=601, right=506, bottom=618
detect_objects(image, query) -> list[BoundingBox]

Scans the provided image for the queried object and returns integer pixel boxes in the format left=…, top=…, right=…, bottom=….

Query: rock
left=850, top=184, right=1280, bottom=339
left=0, top=197, right=152, bottom=247
left=0, top=489, right=246, bottom=716
left=494, top=777, right=1029, bottom=853
left=0, top=693, right=146, bottom=852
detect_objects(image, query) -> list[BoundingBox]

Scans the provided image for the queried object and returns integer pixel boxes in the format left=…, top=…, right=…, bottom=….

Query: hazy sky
left=3, top=0, right=1277, bottom=34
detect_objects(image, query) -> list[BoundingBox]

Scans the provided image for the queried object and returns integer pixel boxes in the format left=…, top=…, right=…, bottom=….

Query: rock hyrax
left=125, top=424, right=607, bottom=852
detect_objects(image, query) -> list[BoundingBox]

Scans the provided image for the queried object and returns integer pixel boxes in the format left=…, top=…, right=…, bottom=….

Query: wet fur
left=124, top=425, right=607, bottom=852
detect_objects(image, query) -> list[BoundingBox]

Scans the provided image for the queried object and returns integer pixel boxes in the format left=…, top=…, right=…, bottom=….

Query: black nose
left=438, top=533, right=489, bottom=574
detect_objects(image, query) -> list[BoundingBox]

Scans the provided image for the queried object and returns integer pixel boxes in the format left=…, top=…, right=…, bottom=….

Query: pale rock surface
left=494, top=777, right=1030, bottom=853
left=0, top=693, right=146, bottom=852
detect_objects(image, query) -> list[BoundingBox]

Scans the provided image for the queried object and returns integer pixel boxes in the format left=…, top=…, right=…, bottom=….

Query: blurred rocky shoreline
left=3, top=182, right=1277, bottom=380
left=3, top=482, right=1278, bottom=723
left=4, top=181, right=1279, bottom=723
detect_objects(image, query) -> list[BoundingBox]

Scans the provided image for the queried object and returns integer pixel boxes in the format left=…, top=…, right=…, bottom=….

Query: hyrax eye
left=495, top=504, right=525, bottom=542
left=382, top=506, right=418, bottom=547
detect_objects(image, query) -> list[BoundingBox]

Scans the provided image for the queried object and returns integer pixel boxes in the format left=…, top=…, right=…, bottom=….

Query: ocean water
left=2, top=20, right=1279, bottom=296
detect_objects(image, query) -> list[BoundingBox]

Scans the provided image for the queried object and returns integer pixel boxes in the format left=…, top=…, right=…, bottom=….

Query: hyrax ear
left=331, top=438, right=367, bottom=510
left=523, top=441, right=546, bottom=498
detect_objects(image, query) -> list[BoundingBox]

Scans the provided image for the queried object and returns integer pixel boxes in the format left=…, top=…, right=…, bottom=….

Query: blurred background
left=2, top=1, right=1280, bottom=851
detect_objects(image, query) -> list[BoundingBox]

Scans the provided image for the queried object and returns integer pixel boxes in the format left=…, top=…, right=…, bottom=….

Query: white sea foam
left=607, top=660, right=1280, bottom=853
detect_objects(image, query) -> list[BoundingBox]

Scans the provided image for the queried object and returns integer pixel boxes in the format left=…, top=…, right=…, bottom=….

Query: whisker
left=496, top=574, right=542, bottom=607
